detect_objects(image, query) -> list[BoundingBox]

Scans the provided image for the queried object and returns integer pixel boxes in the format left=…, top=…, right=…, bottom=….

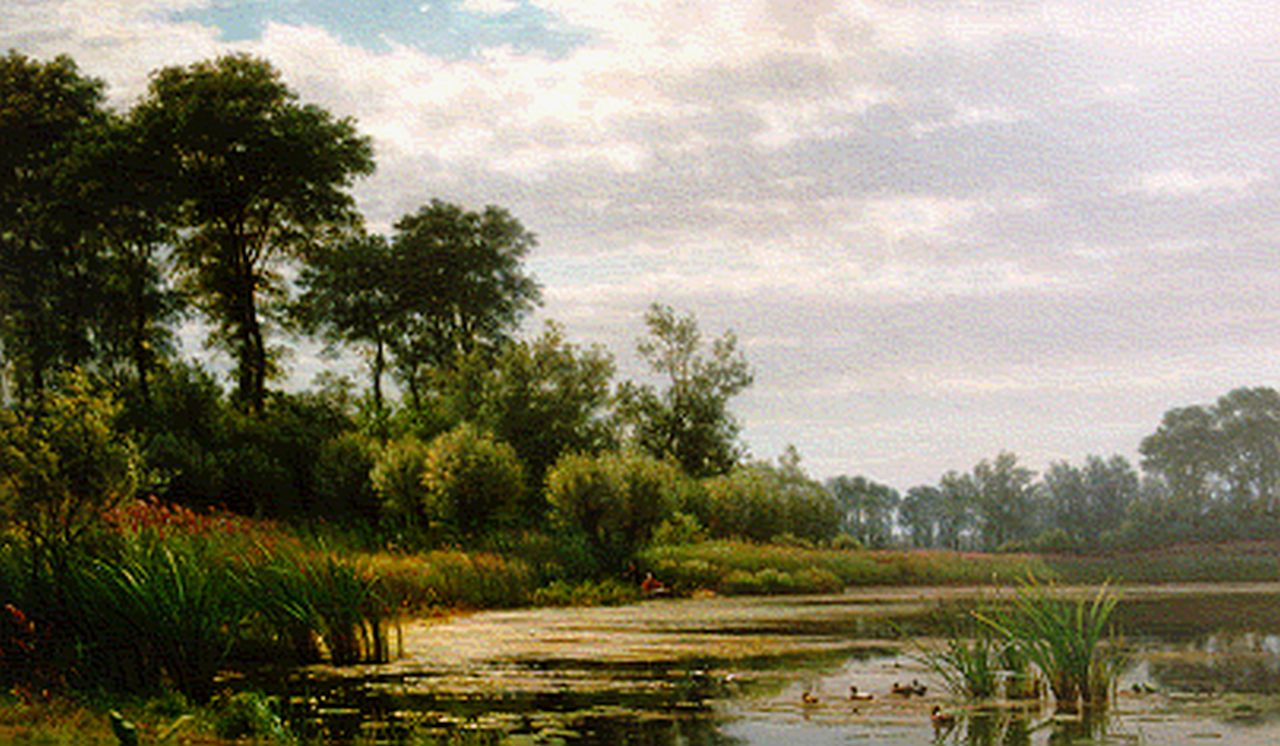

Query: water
left=266, top=584, right=1280, bottom=745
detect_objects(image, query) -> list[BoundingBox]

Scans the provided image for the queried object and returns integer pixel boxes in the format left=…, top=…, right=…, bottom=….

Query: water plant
left=914, top=626, right=1004, bottom=700
left=979, top=578, right=1125, bottom=711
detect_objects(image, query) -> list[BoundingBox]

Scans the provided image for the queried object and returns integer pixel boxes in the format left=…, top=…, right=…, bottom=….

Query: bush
left=313, top=431, right=379, bottom=520
left=545, top=450, right=685, bottom=574
left=701, top=462, right=841, bottom=544
left=420, top=423, right=524, bottom=539
left=370, top=435, right=432, bottom=529
left=0, top=372, right=139, bottom=576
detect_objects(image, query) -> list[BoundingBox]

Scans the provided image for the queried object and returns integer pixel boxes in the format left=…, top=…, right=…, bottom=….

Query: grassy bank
left=1044, top=540, right=1280, bottom=584
left=639, top=540, right=1055, bottom=595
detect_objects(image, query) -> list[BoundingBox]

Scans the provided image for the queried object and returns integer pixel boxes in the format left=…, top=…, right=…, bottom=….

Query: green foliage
left=545, top=450, right=685, bottom=574
left=133, top=53, right=374, bottom=413
left=618, top=304, right=752, bottom=477
left=1042, top=456, right=1138, bottom=552
left=0, top=373, right=139, bottom=574
left=914, top=626, right=1005, bottom=700
left=0, top=51, right=108, bottom=402
left=701, top=452, right=840, bottom=544
left=420, top=423, right=524, bottom=539
left=827, top=475, right=899, bottom=548
left=641, top=541, right=1054, bottom=595
left=371, top=435, right=432, bottom=531
left=386, top=200, right=542, bottom=405
left=431, top=324, right=618, bottom=512
left=370, top=550, right=535, bottom=609
left=531, top=579, right=639, bottom=607
left=313, top=430, right=380, bottom=520
left=294, top=233, right=398, bottom=414
left=76, top=536, right=246, bottom=701
left=212, top=691, right=293, bottom=743
left=977, top=578, right=1125, bottom=711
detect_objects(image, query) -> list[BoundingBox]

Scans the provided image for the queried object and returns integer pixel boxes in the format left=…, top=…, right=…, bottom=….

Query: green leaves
left=619, top=304, right=753, bottom=478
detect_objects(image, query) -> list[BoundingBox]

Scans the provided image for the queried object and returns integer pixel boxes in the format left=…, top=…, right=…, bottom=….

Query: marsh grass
left=641, top=541, right=1054, bottom=595
left=978, top=578, right=1126, bottom=711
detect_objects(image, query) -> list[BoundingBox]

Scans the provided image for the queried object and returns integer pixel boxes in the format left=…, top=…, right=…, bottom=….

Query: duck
left=891, top=681, right=914, bottom=697
left=910, top=678, right=928, bottom=697
left=930, top=706, right=956, bottom=726
left=849, top=685, right=874, bottom=701
left=801, top=690, right=820, bottom=705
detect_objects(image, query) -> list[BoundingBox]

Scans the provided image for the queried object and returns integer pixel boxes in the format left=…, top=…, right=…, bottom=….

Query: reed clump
left=978, top=578, right=1125, bottom=711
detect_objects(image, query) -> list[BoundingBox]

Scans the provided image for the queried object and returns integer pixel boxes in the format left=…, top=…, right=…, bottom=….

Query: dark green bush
left=420, top=423, right=524, bottom=539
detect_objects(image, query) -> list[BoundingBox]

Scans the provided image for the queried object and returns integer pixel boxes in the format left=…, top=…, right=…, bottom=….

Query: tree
left=1211, top=387, right=1280, bottom=517
left=73, top=112, right=186, bottom=405
left=1042, top=455, right=1138, bottom=551
left=1139, top=404, right=1218, bottom=519
left=899, top=485, right=942, bottom=548
left=0, top=52, right=107, bottom=402
left=420, top=423, right=525, bottom=539
left=936, top=470, right=976, bottom=550
left=295, top=233, right=398, bottom=415
left=619, top=304, right=753, bottom=477
left=827, top=475, right=900, bottom=547
left=431, top=323, right=617, bottom=506
left=133, top=54, right=374, bottom=413
left=971, top=452, right=1036, bottom=551
left=388, top=200, right=542, bottom=405
left=546, top=450, right=684, bottom=573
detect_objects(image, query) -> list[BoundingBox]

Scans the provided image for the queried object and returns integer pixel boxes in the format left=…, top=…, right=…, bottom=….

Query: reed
left=978, top=578, right=1125, bottom=711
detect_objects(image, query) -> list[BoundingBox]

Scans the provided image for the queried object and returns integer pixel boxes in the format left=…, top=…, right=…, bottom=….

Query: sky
left=5, top=1, right=1280, bottom=489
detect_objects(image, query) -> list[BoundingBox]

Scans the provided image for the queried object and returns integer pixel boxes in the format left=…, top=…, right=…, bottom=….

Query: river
left=271, top=583, right=1280, bottom=745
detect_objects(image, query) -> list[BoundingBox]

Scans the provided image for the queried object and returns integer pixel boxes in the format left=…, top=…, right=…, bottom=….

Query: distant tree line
left=827, top=386, right=1280, bottom=552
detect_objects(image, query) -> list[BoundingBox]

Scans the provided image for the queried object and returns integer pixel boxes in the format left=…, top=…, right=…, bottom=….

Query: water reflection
left=933, top=710, right=1116, bottom=746
left=263, top=587, right=1280, bottom=745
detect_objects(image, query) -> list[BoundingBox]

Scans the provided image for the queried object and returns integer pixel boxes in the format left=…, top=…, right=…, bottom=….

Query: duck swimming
left=848, top=685, right=874, bottom=701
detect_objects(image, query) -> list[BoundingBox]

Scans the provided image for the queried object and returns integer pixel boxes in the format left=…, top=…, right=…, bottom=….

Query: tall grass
left=915, top=630, right=1004, bottom=700
left=978, top=578, right=1125, bottom=711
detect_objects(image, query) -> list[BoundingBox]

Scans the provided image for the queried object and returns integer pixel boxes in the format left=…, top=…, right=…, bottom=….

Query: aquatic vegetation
left=979, top=578, right=1125, bottom=711
left=914, top=627, right=1005, bottom=700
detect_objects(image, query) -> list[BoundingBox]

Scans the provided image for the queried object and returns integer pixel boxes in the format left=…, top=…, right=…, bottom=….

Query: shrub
left=701, top=462, right=840, bottom=544
left=0, top=372, right=139, bottom=576
left=313, top=431, right=379, bottom=520
left=545, top=450, right=685, bottom=574
left=420, top=423, right=524, bottom=538
left=371, top=435, right=432, bottom=528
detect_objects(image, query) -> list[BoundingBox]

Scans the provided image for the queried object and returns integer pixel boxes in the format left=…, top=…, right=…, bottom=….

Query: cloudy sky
left=6, top=1, right=1279, bottom=488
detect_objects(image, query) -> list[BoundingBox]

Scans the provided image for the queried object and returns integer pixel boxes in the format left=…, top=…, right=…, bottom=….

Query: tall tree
left=74, top=111, right=186, bottom=404
left=827, top=475, right=900, bottom=547
left=133, top=54, right=374, bottom=413
left=899, top=485, right=942, bottom=548
left=1042, top=455, right=1139, bottom=551
left=619, top=304, right=754, bottom=477
left=0, top=52, right=107, bottom=402
left=387, top=200, right=542, bottom=405
left=1139, top=404, right=1219, bottom=519
left=971, top=451, right=1036, bottom=551
left=294, top=233, right=397, bottom=415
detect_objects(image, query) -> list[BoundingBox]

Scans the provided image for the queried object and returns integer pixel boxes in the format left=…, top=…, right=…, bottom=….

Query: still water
left=271, top=584, right=1280, bottom=745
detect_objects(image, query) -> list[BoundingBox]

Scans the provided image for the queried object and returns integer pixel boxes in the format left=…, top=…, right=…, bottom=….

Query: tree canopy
left=133, top=53, right=374, bottom=413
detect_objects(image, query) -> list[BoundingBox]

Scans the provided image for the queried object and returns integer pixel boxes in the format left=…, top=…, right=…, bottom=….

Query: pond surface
left=272, top=584, right=1280, bottom=745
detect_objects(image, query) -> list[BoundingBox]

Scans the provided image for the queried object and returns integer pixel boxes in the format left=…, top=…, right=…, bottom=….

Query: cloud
left=457, top=0, right=520, bottom=15
left=4, top=0, right=1280, bottom=487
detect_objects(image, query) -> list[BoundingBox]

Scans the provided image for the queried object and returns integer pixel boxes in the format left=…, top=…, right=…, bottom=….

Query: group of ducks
left=799, top=679, right=955, bottom=726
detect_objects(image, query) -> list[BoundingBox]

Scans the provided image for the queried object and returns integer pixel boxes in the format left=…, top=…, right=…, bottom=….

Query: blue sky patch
left=170, top=0, right=588, bottom=58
